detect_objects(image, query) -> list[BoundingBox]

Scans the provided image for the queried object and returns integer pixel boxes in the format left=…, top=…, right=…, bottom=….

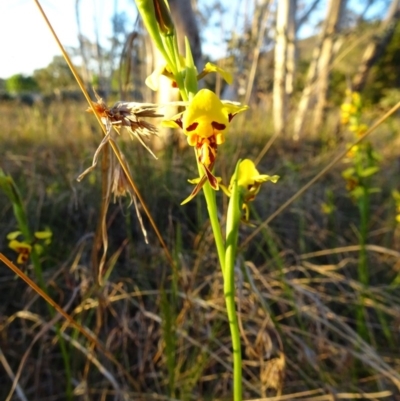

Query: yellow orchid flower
left=229, top=159, right=279, bottom=221
left=234, top=159, right=279, bottom=200
left=164, top=89, right=248, bottom=203
left=8, top=239, right=32, bottom=264
left=7, top=228, right=53, bottom=264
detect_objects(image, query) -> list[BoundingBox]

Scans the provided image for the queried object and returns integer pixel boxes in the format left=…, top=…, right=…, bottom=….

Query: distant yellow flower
left=346, top=145, right=359, bottom=159
left=7, top=228, right=52, bottom=264
left=34, top=228, right=53, bottom=244
left=164, top=89, right=248, bottom=203
left=340, top=103, right=356, bottom=125
left=8, top=239, right=32, bottom=264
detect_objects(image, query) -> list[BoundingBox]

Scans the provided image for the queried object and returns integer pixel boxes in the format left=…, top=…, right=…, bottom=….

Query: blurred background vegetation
left=1, top=0, right=400, bottom=400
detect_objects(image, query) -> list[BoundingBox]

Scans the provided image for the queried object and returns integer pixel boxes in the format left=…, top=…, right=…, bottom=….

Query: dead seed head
left=79, top=95, right=163, bottom=182
left=88, top=97, right=163, bottom=138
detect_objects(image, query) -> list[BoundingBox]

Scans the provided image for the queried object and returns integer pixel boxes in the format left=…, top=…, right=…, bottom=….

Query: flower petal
left=7, top=231, right=22, bottom=240
left=34, top=229, right=52, bottom=240
left=202, top=164, right=219, bottom=190
left=202, top=62, right=233, bottom=85
left=182, top=89, right=229, bottom=138
left=9, top=239, right=32, bottom=252
left=181, top=175, right=207, bottom=205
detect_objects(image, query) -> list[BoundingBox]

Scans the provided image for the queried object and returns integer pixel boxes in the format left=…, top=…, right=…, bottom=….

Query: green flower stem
left=200, top=178, right=226, bottom=273
left=224, top=162, right=243, bottom=401
left=200, top=169, right=243, bottom=401
left=223, top=266, right=242, bottom=401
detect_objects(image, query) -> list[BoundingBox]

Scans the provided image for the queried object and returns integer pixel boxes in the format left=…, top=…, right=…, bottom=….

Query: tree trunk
left=273, top=0, right=291, bottom=136
left=286, top=0, right=297, bottom=97
left=312, top=0, right=345, bottom=132
left=352, top=0, right=400, bottom=92
left=293, top=0, right=343, bottom=140
left=244, top=0, right=272, bottom=105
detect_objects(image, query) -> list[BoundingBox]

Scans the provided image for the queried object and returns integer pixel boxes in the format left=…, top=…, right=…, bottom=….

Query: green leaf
left=368, top=187, right=381, bottom=194
left=359, top=166, right=379, bottom=177
left=342, top=167, right=355, bottom=179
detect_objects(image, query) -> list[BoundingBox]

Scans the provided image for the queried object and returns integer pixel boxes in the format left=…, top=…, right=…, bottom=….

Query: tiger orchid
left=163, top=89, right=248, bottom=203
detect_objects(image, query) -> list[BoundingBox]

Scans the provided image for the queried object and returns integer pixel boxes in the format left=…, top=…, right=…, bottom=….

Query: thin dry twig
left=0, top=253, right=141, bottom=391
left=5, top=311, right=129, bottom=401
left=0, top=347, right=28, bottom=401
left=5, top=288, right=80, bottom=401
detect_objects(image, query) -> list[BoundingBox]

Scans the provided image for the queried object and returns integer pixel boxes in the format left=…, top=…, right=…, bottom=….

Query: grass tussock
left=0, top=100, right=400, bottom=400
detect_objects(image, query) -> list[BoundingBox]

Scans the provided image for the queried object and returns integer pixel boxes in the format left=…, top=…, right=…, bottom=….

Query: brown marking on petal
left=181, top=175, right=207, bottom=205
left=228, top=113, right=236, bottom=122
left=175, top=118, right=183, bottom=129
left=208, top=135, right=217, bottom=147
left=198, top=142, right=211, bottom=166
left=203, top=164, right=219, bottom=190
left=186, top=122, right=198, bottom=132
left=197, top=139, right=217, bottom=168
left=172, top=81, right=178, bottom=88
left=211, top=121, right=226, bottom=131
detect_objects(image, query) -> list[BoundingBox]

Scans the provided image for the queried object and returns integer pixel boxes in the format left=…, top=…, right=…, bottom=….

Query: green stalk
left=201, top=178, right=226, bottom=273
left=224, top=162, right=242, bottom=401
left=199, top=165, right=243, bottom=401
left=357, top=186, right=369, bottom=285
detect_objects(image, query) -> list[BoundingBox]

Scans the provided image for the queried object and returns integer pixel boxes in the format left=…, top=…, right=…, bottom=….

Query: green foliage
left=33, top=55, right=75, bottom=93
left=6, top=73, right=38, bottom=93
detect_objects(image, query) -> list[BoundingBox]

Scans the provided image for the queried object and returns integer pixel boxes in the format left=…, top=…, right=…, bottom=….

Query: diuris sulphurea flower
left=222, top=159, right=279, bottom=222
left=7, top=229, right=52, bottom=264
left=163, top=89, right=248, bottom=204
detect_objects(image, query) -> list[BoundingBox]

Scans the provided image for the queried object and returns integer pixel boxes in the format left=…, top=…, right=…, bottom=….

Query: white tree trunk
left=273, top=0, right=291, bottom=136
left=285, top=0, right=297, bottom=97
left=312, top=0, right=345, bottom=132
left=244, top=0, right=272, bottom=105
left=293, top=0, right=343, bottom=140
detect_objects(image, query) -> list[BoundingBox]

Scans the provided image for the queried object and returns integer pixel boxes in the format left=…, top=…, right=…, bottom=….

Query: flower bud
left=153, top=0, right=175, bottom=36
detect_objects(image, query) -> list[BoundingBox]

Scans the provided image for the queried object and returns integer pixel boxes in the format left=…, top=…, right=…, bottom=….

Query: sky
left=1, top=0, right=232, bottom=80
left=0, top=0, right=138, bottom=79
left=0, top=0, right=387, bottom=80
